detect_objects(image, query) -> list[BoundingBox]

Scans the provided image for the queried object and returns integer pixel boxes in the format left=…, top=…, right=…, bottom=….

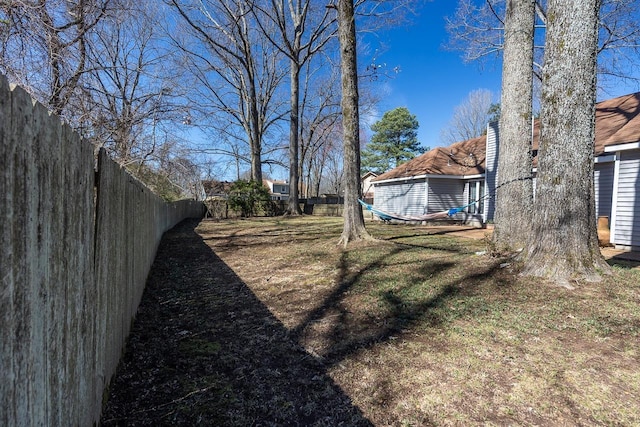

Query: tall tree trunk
left=493, top=0, right=536, bottom=251
left=521, top=0, right=610, bottom=285
left=336, top=0, right=370, bottom=246
left=287, top=58, right=303, bottom=214
left=248, top=76, right=263, bottom=184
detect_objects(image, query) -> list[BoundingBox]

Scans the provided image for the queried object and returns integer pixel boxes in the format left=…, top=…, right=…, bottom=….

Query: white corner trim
left=424, top=177, right=430, bottom=214
left=609, top=152, right=621, bottom=244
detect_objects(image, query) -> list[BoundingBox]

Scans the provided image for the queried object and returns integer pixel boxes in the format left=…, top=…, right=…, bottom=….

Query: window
left=467, top=181, right=485, bottom=215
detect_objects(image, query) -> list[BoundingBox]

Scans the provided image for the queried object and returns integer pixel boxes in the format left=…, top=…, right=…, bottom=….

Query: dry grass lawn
left=199, top=216, right=640, bottom=426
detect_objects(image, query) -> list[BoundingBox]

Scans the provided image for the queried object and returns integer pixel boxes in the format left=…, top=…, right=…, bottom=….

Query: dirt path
left=100, top=219, right=372, bottom=426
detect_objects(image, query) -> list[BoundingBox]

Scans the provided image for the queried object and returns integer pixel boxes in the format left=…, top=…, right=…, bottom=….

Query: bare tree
left=596, top=0, right=640, bottom=93
left=168, top=0, right=288, bottom=184
left=520, top=0, right=610, bottom=285
left=492, top=0, right=535, bottom=251
left=446, top=0, right=640, bottom=90
left=0, top=0, right=114, bottom=120
left=440, top=89, right=495, bottom=144
left=84, top=2, right=181, bottom=166
left=299, top=61, right=342, bottom=197
left=317, top=134, right=344, bottom=196
left=253, top=0, right=337, bottom=214
left=334, top=0, right=371, bottom=246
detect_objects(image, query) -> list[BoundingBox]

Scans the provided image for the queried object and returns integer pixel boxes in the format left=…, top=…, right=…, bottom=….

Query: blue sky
left=366, top=0, right=640, bottom=151
left=204, top=0, right=640, bottom=180
left=365, top=1, right=503, bottom=150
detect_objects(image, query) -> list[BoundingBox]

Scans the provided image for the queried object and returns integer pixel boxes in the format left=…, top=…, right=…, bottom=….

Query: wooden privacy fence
left=0, top=76, right=204, bottom=426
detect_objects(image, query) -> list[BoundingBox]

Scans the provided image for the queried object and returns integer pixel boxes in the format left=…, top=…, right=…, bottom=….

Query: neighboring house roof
left=373, top=135, right=486, bottom=182
left=374, top=92, right=640, bottom=183
left=362, top=171, right=378, bottom=180
left=203, top=180, right=232, bottom=197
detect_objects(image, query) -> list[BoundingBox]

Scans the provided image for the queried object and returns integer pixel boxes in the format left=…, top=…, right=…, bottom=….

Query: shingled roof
left=374, top=92, right=640, bottom=182
left=594, top=92, right=640, bottom=153
left=373, top=135, right=486, bottom=182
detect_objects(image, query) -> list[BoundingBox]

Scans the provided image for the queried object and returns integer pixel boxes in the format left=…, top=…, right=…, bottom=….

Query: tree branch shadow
left=101, top=219, right=372, bottom=426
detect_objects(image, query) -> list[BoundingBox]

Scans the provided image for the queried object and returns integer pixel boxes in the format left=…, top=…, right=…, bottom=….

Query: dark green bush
left=227, top=180, right=273, bottom=217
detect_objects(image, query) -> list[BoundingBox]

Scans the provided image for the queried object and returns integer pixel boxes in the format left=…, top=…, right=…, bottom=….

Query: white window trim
left=595, top=154, right=616, bottom=163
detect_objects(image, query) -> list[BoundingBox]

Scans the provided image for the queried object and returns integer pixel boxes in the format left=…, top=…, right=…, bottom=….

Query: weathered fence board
left=1, top=75, right=204, bottom=426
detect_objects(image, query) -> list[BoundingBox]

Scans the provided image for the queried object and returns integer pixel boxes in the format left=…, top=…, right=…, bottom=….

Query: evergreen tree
left=361, top=107, right=424, bottom=174
left=227, top=180, right=272, bottom=218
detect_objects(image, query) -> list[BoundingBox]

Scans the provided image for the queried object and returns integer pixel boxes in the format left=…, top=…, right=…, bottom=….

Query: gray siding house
left=373, top=135, right=487, bottom=225
left=371, top=92, right=640, bottom=250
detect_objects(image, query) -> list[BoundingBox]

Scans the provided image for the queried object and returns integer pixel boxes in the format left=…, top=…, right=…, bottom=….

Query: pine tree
left=361, top=107, right=424, bottom=174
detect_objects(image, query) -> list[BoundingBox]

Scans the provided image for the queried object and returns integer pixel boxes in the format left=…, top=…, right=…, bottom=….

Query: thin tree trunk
left=336, top=0, right=370, bottom=246
left=520, top=0, right=610, bottom=286
left=287, top=58, right=303, bottom=214
left=493, top=0, right=535, bottom=251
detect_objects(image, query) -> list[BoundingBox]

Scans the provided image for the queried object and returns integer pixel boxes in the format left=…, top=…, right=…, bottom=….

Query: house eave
left=463, top=173, right=485, bottom=180
left=604, top=141, right=640, bottom=153
left=373, top=173, right=485, bottom=185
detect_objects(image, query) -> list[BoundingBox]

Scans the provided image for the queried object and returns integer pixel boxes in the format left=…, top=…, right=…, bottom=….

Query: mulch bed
left=100, top=219, right=372, bottom=426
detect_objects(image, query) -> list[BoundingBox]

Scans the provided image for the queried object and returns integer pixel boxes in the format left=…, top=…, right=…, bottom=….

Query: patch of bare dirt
left=100, top=219, right=372, bottom=426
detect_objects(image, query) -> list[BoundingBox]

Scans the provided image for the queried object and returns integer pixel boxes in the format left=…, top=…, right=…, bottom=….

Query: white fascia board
left=372, top=174, right=484, bottom=185
left=604, top=141, right=640, bottom=153
left=373, top=173, right=484, bottom=185
left=372, top=174, right=429, bottom=185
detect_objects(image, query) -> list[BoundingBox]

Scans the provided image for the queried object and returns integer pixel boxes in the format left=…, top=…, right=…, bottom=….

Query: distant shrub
left=227, top=180, right=273, bottom=217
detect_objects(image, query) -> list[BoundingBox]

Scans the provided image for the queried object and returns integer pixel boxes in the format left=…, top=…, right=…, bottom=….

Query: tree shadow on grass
left=100, top=219, right=372, bottom=426
left=200, top=220, right=342, bottom=250
left=289, top=241, right=505, bottom=367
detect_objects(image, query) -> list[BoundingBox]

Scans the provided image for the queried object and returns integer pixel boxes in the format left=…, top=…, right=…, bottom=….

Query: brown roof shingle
left=594, top=92, right=640, bottom=153
left=374, top=135, right=486, bottom=181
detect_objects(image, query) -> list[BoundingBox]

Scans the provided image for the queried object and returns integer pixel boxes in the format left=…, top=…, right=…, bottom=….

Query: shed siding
left=484, top=121, right=499, bottom=221
left=374, top=179, right=427, bottom=216
left=594, top=162, right=614, bottom=219
left=613, top=150, right=640, bottom=247
left=427, top=178, right=465, bottom=213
